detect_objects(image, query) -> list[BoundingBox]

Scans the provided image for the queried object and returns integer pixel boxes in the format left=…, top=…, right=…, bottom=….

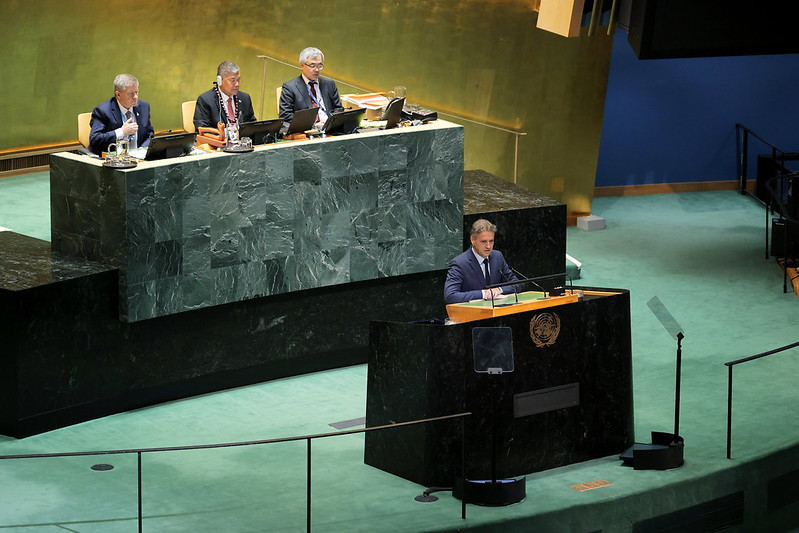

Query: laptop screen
left=284, top=107, right=319, bottom=135
left=380, top=97, right=406, bottom=129
left=239, top=119, right=283, bottom=145
left=322, top=108, right=366, bottom=136
left=144, top=132, right=196, bottom=161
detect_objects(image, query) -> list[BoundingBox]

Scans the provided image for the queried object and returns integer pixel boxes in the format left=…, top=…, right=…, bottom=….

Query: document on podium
left=446, top=290, right=578, bottom=323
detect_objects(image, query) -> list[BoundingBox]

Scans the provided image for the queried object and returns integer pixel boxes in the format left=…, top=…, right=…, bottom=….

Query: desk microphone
left=509, top=266, right=529, bottom=281
left=498, top=269, right=520, bottom=305
left=509, top=267, right=548, bottom=299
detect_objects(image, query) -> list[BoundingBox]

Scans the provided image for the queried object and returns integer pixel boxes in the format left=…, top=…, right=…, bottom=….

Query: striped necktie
left=309, top=81, right=319, bottom=108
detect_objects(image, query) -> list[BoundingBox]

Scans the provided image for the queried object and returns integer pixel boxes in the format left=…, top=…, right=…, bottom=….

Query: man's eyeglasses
left=304, top=63, right=324, bottom=70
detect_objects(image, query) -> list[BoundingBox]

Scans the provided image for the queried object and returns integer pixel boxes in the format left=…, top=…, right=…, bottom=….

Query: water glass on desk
left=225, top=124, right=240, bottom=147
left=107, top=139, right=129, bottom=162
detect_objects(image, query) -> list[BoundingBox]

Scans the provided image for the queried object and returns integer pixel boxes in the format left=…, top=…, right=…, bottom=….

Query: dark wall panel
left=628, top=0, right=799, bottom=60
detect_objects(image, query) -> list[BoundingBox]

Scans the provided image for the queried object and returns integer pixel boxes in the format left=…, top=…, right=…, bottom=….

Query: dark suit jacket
left=279, top=76, right=344, bottom=122
left=89, top=97, right=154, bottom=155
left=444, top=248, right=519, bottom=304
left=193, top=89, right=257, bottom=130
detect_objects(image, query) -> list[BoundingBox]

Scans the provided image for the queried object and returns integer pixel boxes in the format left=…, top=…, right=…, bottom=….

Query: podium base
left=453, top=476, right=526, bottom=506
left=620, top=431, right=684, bottom=470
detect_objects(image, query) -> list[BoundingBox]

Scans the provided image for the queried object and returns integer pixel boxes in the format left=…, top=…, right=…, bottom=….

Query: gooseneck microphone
left=498, top=269, right=520, bottom=305
left=509, top=266, right=548, bottom=299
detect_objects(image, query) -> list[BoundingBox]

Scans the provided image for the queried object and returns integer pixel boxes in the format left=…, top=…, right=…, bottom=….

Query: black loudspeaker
left=771, top=219, right=799, bottom=259
left=757, top=156, right=780, bottom=204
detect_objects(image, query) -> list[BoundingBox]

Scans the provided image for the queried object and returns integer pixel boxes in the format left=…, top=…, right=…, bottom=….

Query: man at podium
left=444, top=219, right=519, bottom=304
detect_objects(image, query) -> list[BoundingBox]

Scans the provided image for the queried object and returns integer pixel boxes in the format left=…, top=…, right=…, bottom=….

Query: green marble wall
left=1, top=0, right=613, bottom=214
left=50, top=123, right=464, bottom=322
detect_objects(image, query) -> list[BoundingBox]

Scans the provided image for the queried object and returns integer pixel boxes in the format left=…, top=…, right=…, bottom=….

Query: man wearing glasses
left=279, top=47, right=344, bottom=127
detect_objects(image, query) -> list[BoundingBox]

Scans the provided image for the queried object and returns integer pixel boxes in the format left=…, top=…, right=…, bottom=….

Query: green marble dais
left=50, top=123, right=464, bottom=322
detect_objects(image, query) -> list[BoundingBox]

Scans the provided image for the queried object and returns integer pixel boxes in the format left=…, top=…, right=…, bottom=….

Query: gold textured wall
left=0, top=0, right=613, bottom=214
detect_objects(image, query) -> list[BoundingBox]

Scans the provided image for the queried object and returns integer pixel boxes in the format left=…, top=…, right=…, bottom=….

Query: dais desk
left=51, top=121, right=464, bottom=322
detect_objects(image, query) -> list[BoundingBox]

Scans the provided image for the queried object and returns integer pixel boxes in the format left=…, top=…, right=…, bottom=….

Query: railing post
left=741, top=131, right=748, bottom=194
left=138, top=451, right=143, bottom=533
left=766, top=197, right=770, bottom=260
left=511, top=132, right=527, bottom=184
left=461, top=416, right=467, bottom=520
left=727, top=365, right=732, bottom=459
left=726, top=365, right=733, bottom=459
left=259, top=56, right=268, bottom=120
left=307, top=438, right=312, bottom=533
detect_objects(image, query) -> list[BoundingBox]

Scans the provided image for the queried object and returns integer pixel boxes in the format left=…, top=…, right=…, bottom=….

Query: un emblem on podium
left=529, top=312, right=561, bottom=348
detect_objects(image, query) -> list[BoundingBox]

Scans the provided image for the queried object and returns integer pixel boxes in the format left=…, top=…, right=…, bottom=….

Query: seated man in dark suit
left=279, top=47, right=344, bottom=127
left=193, top=61, right=257, bottom=131
left=444, top=219, right=520, bottom=304
left=89, top=74, right=154, bottom=155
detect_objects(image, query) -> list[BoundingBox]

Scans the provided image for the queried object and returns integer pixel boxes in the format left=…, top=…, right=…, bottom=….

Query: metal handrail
left=724, top=342, right=799, bottom=459
left=0, top=411, right=472, bottom=532
left=735, top=123, right=795, bottom=197
left=257, top=54, right=527, bottom=183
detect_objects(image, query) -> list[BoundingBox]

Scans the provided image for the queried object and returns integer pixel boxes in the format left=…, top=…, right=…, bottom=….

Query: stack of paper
left=342, top=93, right=390, bottom=110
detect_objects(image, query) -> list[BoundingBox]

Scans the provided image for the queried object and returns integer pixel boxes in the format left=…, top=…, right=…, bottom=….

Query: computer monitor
left=239, top=119, right=283, bottom=145
left=380, top=97, right=406, bottom=129
left=322, top=108, right=366, bottom=136
left=143, top=132, right=196, bottom=161
left=283, top=107, right=319, bottom=135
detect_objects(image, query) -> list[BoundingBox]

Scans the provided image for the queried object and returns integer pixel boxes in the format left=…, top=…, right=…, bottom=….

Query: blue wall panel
left=596, top=33, right=799, bottom=187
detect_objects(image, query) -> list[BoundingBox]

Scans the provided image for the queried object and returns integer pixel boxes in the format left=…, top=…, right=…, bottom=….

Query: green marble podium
left=50, top=121, right=464, bottom=322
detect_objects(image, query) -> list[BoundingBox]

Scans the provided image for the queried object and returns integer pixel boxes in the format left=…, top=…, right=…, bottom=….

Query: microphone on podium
left=498, top=269, right=520, bottom=305
left=509, top=266, right=548, bottom=299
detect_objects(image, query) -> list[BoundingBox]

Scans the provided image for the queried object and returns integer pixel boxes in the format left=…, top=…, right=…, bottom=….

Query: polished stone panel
left=464, top=169, right=561, bottom=214
left=463, top=169, right=567, bottom=290
left=364, top=290, right=634, bottom=486
left=51, top=122, right=464, bottom=322
left=0, top=230, right=448, bottom=437
left=0, top=231, right=113, bottom=289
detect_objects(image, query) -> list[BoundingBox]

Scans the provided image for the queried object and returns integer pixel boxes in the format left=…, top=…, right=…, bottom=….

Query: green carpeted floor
left=1, top=173, right=798, bottom=532
left=0, top=172, right=50, bottom=241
